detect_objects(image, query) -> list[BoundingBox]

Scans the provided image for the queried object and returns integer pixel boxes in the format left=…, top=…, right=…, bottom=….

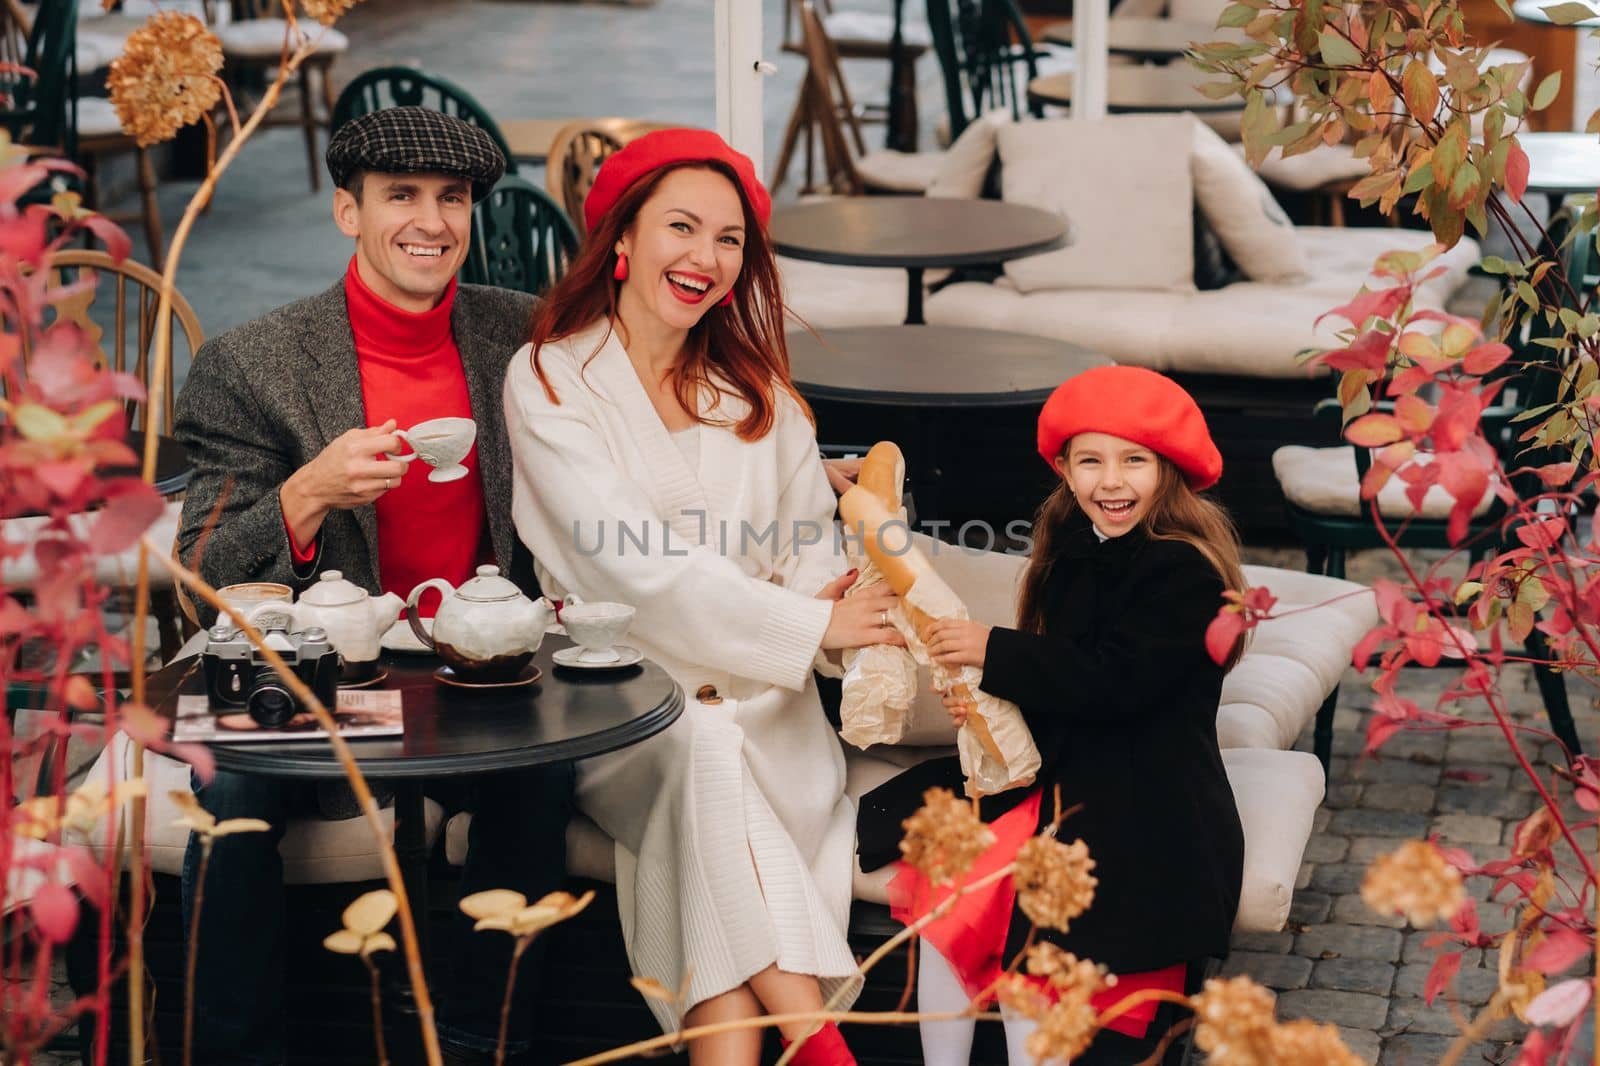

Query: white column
left=1072, top=0, right=1109, bottom=120
left=716, top=0, right=766, bottom=176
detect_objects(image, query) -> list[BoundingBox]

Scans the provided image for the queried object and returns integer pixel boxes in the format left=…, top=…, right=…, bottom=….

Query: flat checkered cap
left=326, top=106, right=505, bottom=201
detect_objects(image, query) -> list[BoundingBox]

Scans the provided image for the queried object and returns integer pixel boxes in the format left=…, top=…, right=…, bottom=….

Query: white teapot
left=249, top=570, right=402, bottom=682
left=406, top=565, right=555, bottom=682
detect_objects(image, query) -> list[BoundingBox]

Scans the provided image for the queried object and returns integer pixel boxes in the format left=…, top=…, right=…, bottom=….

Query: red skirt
left=887, top=789, right=1185, bottom=1040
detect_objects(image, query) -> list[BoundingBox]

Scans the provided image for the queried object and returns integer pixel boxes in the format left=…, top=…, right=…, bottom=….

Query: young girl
left=856, top=365, right=1247, bottom=1065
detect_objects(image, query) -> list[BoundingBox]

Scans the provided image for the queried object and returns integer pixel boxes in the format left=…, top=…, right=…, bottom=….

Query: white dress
left=502, top=322, right=860, bottom=1030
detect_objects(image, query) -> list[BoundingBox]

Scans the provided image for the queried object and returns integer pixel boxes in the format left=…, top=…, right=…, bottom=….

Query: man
left=173, top=107, right=567, bottom=1065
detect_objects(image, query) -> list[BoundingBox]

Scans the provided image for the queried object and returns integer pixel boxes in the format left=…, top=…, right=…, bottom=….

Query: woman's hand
left=939, top=685, right=973, bottom=728
left=924, top=619, right=991, bottom=669
left=817, top=576, right=905, bottom=651
left=822, top=457, right=862, bottom=497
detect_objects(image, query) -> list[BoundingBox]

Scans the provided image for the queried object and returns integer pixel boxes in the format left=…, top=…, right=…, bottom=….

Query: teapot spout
left=524, top=598, right=557, bottom=652
left=371, top=591, right=404, bottom=627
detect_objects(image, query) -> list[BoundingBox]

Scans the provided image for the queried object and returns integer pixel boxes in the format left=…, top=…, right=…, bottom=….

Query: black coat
left=857, top=511, right=1245, bottom=974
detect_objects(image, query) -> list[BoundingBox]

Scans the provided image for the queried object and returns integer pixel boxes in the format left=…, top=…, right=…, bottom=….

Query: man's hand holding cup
left=280, top=419, right=412, bottom=545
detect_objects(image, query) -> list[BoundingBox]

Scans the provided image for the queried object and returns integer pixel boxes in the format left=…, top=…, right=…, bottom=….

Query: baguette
left=839, top=485, right=1009, bottom=769
left=855, top=441, right=905, bottom=513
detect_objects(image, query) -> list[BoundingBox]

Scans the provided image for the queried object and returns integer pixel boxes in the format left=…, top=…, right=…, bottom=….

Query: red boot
left=781, top=1022, right=857, bottom=1066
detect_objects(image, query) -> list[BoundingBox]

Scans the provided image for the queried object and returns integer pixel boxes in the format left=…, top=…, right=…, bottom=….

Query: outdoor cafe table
left=1516, top=131, right=1600, bottom=205
left=1041, top=16, right=1217, bottom=60
left=1512, top=0, right=1600, bottom=25
left=770, top=199, right=1068, bottom=325
left=789, top=325, right=1109, bottom=521
left=150, top=637, right=684, bottom=951
left=1027, top=67, right=1243, bottom=113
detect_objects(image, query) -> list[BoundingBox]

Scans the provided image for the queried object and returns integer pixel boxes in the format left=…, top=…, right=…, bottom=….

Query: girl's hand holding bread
left=924, top=618, right=991, bottom=669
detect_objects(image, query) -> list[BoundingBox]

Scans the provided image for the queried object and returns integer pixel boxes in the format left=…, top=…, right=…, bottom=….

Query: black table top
left=771, top=199, right=1069, bottom=269
left=1041, top=16, right=1217, bottom=57
left=788, top=325, right=1111, bottom=407
left=1516, top=131, right=1600, bottom=193
left=153, top=637, right=683, bottom=780
left=124, top=431, right=190, bottom=498
left=1027, top=67, right=1244, bottom=112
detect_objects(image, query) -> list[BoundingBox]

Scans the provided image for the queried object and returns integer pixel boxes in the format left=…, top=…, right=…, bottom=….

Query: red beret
left=1037, top=366, right=1222, bottom=490
left=584, top=128, right=772, bottom=233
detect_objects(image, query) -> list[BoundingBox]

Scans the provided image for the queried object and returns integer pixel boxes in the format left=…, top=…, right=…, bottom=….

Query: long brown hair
left=1017, top=453, right=1248, bottom=671
left=525, top=159, right=808, bottom=440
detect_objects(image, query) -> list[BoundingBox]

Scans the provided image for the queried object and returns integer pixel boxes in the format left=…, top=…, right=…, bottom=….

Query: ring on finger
left=879, top=609, right=889, bottom=627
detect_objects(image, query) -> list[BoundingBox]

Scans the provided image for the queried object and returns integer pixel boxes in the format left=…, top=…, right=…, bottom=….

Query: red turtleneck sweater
left=287, top=259, right=488, bottom=616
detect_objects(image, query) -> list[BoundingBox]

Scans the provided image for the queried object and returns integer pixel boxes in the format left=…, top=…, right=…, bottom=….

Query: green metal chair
left=924, top=0, right=1043, bottom=141
left=329, top=65, right=518, bottom=175
left=1274, top=220, right=1590, bottom=768
left=461, top=175, right=578, bottom=296
left=0, top=0, right=78, bottom=161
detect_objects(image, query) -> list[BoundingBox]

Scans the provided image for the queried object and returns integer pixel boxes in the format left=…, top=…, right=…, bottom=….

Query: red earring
left=613, top=253, right=628, bottom=281
left=718, top=287, right=734, bottom=307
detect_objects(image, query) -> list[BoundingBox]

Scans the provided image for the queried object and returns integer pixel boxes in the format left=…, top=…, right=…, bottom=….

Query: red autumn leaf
left=1241, top=586, right=1278, bottom=614
left=1524, top=978, right=1591, bottom=1028
left=1394, top=394, right=1435, bottom=434
left=77, top=213, right=132, bottom=265
left=1317, top=284, right=1411, bottom=328
left=1522, top=928, right=1591, bottom=974
left=1424, top=951, right=1463, bottom=1004
left=1516, top=517, right=1568, bottom=551
left=1351, top=625, right=1388, bottom=670
left=87, top=481, right=165, bottom=555
left=29, top=881, right=79, bottom=945
left=169, top=741, right=216, bottom=784
left=1319, top=328, right=1394, bottom=373
left=1345, top=412, right=1406, bottom=447
left=1461, top=341, right=1512, bottom=375
left=1451, top=897, right=1481, bottom=937
left=1205, top=610, right=1245, bottom=665
left=117, top=701, right=170, bottom=746
left=1534, top=461, right=1579, bottom=488
left=62, top=675, right=98, bottom=711
left=59, top=847, right=108, bottom=911
left=1365, top=713, right=1404, bottom=755
left=1513, top=1029, right=1555, bottom=1066
left=1505, top=138, right=1530, bottom=204
left=1373, top=579, right=1408, bottom=622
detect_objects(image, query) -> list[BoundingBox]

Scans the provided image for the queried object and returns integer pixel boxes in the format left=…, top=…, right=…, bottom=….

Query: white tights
left=917, top=941, right=1057, bottom=1066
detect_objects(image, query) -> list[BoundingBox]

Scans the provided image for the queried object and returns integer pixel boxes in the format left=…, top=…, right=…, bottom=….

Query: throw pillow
left=926, top=110, right=1010, bottom=200
left=1190, top=116, right=1309, bottom=283
left=997, top=115, right=1196, bottom=292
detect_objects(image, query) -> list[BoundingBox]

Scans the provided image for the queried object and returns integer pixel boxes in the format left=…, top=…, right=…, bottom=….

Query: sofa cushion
left=1225, top=748, right=1325, bottom=932
left=927, top=111, right=1011, bottom=200
left=1191, top=118, right=1307, bottom=283
left=1216, top=701, right=1284, bottom=749
left=1273, top=445, right=1498, bottom=519
left=855, top=150, right=945, bottom=194
left=924, top=226, right=1480, bottom=378
left=1254, top=143, right=1372, bottom=192
left=2, top=500, right=183, bottom=588
left=219, top=18, right=348, bottom=57
left=996, top=116, right=1196, bottom=293
left=80, top=737, right=443, bottom=883
left=778, top=256, right=909, bottom=328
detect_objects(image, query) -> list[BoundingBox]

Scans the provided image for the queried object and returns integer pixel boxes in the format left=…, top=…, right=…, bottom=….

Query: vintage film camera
left=201, top=624, right=340, bottom=729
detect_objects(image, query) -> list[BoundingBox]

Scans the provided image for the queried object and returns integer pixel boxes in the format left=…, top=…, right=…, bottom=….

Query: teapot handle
left=404, top=579, right=454, bottom=651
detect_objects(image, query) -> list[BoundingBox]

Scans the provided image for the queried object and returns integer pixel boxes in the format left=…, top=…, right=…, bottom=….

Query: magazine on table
left=173, top=690, right=404, bottom=743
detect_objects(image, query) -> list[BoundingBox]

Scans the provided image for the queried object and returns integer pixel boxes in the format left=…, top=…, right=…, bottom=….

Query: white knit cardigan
left=503, top=321, right=859, bottom=1029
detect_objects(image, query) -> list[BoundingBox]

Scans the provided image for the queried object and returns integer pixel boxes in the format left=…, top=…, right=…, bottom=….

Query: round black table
left=789, top=325, right=1110, bottom=520
left=160, top=637, right=682, bottom=951
left=1041, top=16, right=1217, bottom=60
left=770, top=199, right=1069, bottom=325
left=123, top=431, right=191, bottom=498
left=1027, top=67, right=1243, bottom=112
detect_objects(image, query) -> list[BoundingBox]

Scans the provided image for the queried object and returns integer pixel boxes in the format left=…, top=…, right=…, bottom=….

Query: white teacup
left=391, top=417, right=477, bottom=483
left=217, top=582, right=292, bottom=633
left=561, top=602, right=636, bottom=664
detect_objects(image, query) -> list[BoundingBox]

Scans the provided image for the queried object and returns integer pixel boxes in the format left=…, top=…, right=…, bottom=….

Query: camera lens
left=247, top=677, right=296, bottom=729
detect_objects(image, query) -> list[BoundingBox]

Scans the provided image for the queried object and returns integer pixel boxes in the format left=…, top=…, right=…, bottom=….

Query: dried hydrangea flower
left=1360, top=839, right=1465, bottom=926
left=994, top=972, right=1051, bottom=1020
left=1191, top=976, right=1277, bottom=1065
left=107, top=13, right=223, bottom=147
left=899, top=787, right=994, bottom=885
left=1025, top=992, right=1098, bottom=1064
left=300, top=0, right=361, bottom=25
left=1269, top=1019, right=1365, bottom=1065
left=1013, top=835, right=1096, bottom=932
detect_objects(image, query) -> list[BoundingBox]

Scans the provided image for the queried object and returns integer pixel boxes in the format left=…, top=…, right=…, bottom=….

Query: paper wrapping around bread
left=900, top=571, right=1041, bottom=797
left=838, top=526, right=921, bottom=748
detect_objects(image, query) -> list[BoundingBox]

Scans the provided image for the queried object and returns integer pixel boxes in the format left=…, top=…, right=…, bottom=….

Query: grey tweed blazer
left=174, top=280, right=538, bottom=605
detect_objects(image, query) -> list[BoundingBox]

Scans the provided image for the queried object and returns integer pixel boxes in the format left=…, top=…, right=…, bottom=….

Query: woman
left=504, top=129, right=901, bottom=1066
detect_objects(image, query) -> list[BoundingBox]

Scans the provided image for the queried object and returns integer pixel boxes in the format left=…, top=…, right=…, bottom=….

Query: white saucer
left=552, top=645, right=643, bottom=670
left=381, top=617, right=433, bottom=655
left=427, top=465, right=469, bottom=483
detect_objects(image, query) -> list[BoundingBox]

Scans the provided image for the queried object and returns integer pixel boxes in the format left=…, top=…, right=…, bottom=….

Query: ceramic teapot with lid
left=248, top=570, right=402, bottom=682
left=406, top=565, right=555, bottom=682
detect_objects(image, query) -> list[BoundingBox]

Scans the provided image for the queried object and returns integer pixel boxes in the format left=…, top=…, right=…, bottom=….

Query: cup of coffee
left=390, top=417, right=477, bottom=483
left=217, top=582, right=293, bottom=633
left=560, top=602, right=636, bottom=664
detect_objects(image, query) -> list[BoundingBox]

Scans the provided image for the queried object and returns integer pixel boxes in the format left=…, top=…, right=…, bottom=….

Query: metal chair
left=330, top=65, right=518, bottom=174
left=1271, top=220, right=1588, bottom=768
left=925, top=0, right=1044, bottom=141
left=546, top=118, right=674, bottom=235
left=462, top=175, right=579, bottom=296
left=0, top=0, right=77, bottom=162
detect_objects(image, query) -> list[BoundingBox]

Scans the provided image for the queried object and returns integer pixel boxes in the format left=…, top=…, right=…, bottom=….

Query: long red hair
left=526, top=160, right=808, bottom=440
